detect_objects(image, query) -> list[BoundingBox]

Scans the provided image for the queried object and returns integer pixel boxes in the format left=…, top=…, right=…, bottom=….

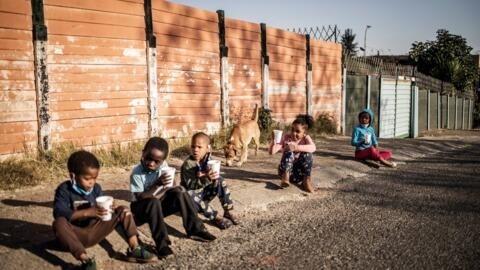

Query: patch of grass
left=209, top=126, right=230, bottom=150
left=92, top=141, right=144, bottom=167
left=313, top=112, right=338, bottom=136
left=0, top=140, right=146, bottom=191
left=0, top=158, right=49, bottom=190
left=168, top=136, right=192, bottom=159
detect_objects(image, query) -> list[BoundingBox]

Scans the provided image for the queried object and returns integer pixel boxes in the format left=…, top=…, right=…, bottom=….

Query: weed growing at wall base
left=0, top=141, right=145, bottom=191
left=313, top=112, right=338, bottom=135
left=0, top=158, right=48, bottom=190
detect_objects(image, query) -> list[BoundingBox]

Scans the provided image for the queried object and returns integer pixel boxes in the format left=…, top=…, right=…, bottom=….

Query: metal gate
left=379, top=77, right=412, bottom=138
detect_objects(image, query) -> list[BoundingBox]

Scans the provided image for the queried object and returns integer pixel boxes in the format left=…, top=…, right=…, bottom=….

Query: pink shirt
left=269, top=134, right=316, bottom=155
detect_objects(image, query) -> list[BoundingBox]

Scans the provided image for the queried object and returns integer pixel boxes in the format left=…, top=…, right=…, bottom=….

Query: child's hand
left=208, top=168, right=219, bottom=181
left=95, top=205, right=110, bottom=219
left=157, top=173, right=173, bottom=187
left=285, top=142, right=296, bottom=152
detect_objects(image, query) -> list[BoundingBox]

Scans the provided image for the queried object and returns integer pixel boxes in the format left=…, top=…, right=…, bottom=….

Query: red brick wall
left=0, top=0, right=36, bottom=155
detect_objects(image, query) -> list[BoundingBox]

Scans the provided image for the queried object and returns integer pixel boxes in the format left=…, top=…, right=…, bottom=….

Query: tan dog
left=224, top=104, right=261, bottom=166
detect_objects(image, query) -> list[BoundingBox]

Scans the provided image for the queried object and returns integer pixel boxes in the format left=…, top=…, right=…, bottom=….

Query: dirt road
left=0, top=129, right=478, bottom=269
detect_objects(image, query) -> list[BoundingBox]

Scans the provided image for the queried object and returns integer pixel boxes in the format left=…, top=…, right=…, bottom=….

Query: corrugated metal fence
left=344, top=56, right=474, bottom=138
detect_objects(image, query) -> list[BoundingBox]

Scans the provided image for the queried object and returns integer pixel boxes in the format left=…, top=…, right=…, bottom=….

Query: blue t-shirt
left=351, top=124, right=378, bottom=151
left=130, top=161, right=168, bottom=201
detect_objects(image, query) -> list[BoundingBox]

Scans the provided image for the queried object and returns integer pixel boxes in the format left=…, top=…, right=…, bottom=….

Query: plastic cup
left=273, top=129, right=283, bottom=144
left=207, top=160, right=221, bottom=175
left=95, top=196, right=114, bottom=221
left=365, top=133, right=371, bottom=144
left=161, top=167, right=176, bottom=188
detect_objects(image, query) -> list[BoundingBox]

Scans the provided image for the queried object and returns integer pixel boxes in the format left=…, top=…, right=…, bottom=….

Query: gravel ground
left=142, top=134, right=480, bottom=270
left=0, top=130, right=479, bottom=270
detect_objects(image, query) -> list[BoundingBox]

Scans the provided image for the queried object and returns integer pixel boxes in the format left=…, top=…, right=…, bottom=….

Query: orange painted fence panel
left=0, top=0, right=342, bottom=158
left=44, top=0, right=149, bottom=147
left=310, top=39, right=342, bottom=128
left=0, top=0, right=37, bottom=156
left=153, top=1, right=221, bottom=138
left=267, top=26, right=307, bottom=123
left=226, top=18, right=262, bottom=123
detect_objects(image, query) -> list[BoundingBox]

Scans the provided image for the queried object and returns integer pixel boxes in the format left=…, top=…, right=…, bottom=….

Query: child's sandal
left=213, top=217, right=232, bottom=230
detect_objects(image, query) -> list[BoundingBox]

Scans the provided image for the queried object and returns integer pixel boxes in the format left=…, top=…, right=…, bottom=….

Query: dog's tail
left=252, top=103, right=259, bottom=122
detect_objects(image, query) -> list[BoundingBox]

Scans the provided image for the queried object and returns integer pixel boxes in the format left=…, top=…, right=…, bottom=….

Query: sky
left=172, top=0, right=480, bottom=56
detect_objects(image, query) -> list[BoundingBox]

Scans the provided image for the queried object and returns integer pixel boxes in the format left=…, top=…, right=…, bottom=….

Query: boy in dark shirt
left=180, top=132, right=241, bottom=229
left=52, top=150, right=155, bottom=270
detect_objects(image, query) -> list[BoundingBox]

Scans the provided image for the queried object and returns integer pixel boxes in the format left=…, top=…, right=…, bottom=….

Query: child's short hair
left=292, top=114, right=314, bottom=130
left=191, top=132, right=210, bottom=144
left=67, top=150, right=100, bottom=175
left=143, top=137, right=169, bottom=156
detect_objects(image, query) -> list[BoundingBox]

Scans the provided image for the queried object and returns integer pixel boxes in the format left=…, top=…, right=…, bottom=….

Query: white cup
left=207, top=160, right=221, bottom=175
left=273, top=129, right=283, bottom=144
left=161, top=167, right=176, bottom=188
left=95, top=196, right=114, bottom=221
left=364, top=133, right=371, bottom=144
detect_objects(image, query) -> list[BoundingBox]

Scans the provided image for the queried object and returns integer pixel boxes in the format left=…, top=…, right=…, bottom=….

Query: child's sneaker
left=80, top=257, right=96, bottom=270
left=157, top=246, right=174, bottom=259
left=127, top=245, right=157, bottom=263
left=188, top=230, right=217, bottom=242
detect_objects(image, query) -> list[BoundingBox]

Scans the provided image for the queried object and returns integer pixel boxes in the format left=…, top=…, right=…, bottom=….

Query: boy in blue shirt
left=130, top=137, right=216, bottom=259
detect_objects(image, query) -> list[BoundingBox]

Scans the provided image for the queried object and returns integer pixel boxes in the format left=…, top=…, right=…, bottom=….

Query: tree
left=341, top=28, right=358, bottom=57
left=409, top=29, right=479, bottom=93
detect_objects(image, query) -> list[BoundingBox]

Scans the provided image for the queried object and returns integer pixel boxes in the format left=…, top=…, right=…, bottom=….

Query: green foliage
left=257, top=107, right=277, bottom=144
left=409, top=29, right=479, bottom=93
left=313, top=113, right=338, bottom=135
left=341, top=28, right=358, bottom=58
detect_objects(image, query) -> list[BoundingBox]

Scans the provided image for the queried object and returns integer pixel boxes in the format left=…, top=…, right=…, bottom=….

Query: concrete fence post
left=217, top=10, right=230, bottom=127
left=260, top=23, right=269, bottom=110
left=305, top=34, right=312, bottom=116
left=144, top=0, right=158, bottom=136
left=31, top=0, right=51, bottom=151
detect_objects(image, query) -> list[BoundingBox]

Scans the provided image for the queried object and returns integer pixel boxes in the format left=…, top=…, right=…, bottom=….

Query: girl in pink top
left=269, top=114, right=316, bottom=192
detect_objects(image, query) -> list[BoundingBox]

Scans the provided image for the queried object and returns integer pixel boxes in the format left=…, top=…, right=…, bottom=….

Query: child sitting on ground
left=269, top=114, right=316, bottom=192
left=351, top=108, right=397, bottom=168
left=129, top=137, right=216, bottom=259
left=52, top=150, right=155, bottom=270
left=180, top=132, right=241, bottom=230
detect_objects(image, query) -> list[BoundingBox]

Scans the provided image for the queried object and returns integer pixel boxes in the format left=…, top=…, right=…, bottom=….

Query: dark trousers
left=52, top=205, right=137, bottom=260
left=130, top=186, right=206, bottom=251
